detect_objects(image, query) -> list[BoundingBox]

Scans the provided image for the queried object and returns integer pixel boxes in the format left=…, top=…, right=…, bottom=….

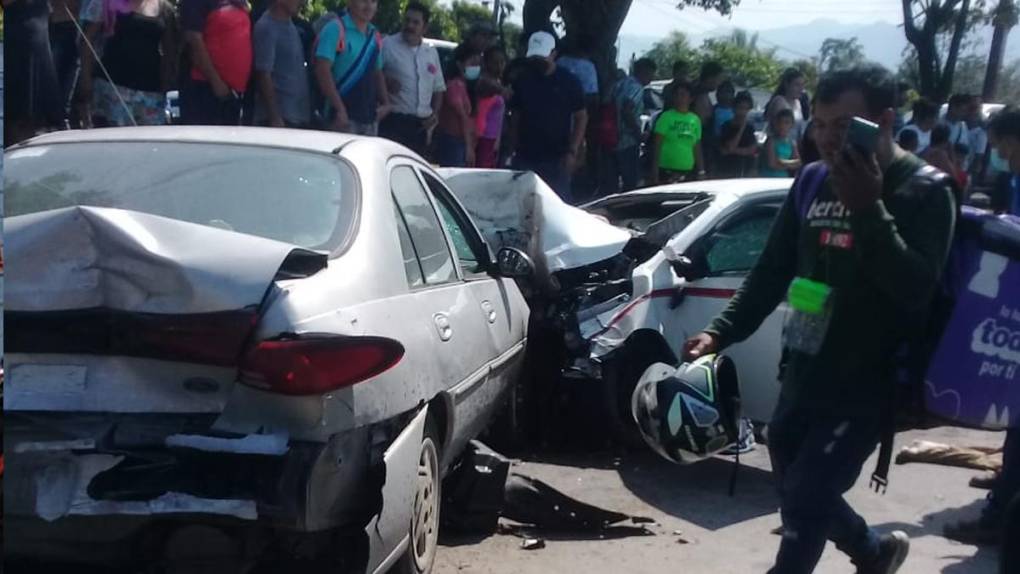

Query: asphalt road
left=436, top=426, right=1002, bottom=574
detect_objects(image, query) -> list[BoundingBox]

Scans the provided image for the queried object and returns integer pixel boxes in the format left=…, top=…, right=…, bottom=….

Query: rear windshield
left=4, top=142, right=357, bottom=250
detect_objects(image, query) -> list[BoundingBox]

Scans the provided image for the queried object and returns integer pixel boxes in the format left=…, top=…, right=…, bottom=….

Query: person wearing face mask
left=684, top=65, right=957, bottom=573
left=435, top=44, right=480, bottom=167
left=379, top=2, right=446, bottom=157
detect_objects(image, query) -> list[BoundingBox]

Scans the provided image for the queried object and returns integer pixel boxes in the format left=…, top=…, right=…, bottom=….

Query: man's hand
left=466, top=146, right=476, bottom=168
left=211, top=77, right=231, bottom=100
left=422, top=113, right=438, bottom=131
left=332, top=108, right=351, bottom=132
left=683, top=332, right=718, bottom=361
left=269, top=117, right=286, bottom=128
left=376, top=103, right=393, bottom=122
left=830, top=147, right=882, bottom=212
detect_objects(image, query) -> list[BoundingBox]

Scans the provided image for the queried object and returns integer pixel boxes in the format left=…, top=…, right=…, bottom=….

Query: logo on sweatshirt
left=971, top=318, right=1020, bottom=364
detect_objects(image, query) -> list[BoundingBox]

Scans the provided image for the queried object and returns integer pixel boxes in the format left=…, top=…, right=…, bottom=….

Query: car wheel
left=601, top=346, right=669, bottom=449
left=393, top=422, right=441, bottom=574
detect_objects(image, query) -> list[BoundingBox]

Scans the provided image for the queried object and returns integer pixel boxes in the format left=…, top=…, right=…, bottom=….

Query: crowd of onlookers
left=5, top=0, right=1018, bottom=209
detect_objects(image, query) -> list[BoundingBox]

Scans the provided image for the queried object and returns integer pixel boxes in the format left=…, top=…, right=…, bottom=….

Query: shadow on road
left=616, top=451, right=778, bottom=531
left=874, top=500, right=1001, bottom=574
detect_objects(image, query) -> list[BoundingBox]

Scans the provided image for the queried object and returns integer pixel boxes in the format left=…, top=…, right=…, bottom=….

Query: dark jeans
left=49, top=20, right=80, bottom=125
left=180, top=79, right=243, bottom=126
left=379, top=113, right=429, bottom=157
left=766, top=402, right=882, bottom=574
left=435, top=132, right=467, bottom=167
left=514, top=155, right=573, bottom=204
left=986, top=428, right=1019, bottom=526
left=616, top=146, right=641, bottom=192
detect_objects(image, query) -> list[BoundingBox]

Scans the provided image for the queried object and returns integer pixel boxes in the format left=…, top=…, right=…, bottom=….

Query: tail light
left=239, top=336, right=405, bottom=396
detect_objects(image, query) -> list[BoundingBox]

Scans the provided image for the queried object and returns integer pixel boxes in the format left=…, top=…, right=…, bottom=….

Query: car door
left=390, top=162, right=493, bottom=423
left=664, top=198, right=787, bottom=422
left=416, top=168, right=527, bottom=456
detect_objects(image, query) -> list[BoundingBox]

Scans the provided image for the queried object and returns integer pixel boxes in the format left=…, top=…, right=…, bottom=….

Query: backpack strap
left=793, top=161, right=829, bottom=222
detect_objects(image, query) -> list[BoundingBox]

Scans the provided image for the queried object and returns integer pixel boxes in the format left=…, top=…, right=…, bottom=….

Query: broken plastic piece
left=165, top=432, right=289, bottom=456
left=521, top=538, right=546, bottom=550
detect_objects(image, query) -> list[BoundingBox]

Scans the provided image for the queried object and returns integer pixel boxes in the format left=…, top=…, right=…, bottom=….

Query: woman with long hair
left=766, top=67, right=806, bottom=142
left=78, top=0, right=178, bottom=127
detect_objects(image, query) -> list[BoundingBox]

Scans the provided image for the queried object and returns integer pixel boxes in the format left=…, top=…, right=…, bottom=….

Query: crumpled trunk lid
left=4, top=206, right=326, bottom=414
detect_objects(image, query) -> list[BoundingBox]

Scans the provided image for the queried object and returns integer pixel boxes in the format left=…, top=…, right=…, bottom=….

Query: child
left=475, top=46, right=508, bottom=169
left=761, top=108, right=801, bottom=177
left=712, top=80, right=736, bottom=138
left=924, top=124, right=966, bottom=189
left=651, top=80, right=703, bottom=184
left=898, top=128, right=920, bottom=154
left=717, top=91, right=759, bottom=178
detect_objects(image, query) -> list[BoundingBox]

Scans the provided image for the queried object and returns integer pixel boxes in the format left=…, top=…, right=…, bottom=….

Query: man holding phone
left=684, top=66, right=957, bottom=573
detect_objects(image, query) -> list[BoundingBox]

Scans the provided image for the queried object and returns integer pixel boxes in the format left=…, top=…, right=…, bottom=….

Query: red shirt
left=188, top=1, right=252, bottom=92
left=438, top=78, right=471, bottom=138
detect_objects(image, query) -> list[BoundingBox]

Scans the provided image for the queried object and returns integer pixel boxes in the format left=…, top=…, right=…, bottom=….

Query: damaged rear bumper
left=4, top=411, right=398, bottom=566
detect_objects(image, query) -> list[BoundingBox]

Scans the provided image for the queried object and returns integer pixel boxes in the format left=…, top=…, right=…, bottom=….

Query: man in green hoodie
left=684, top=66, right=957, bottom=573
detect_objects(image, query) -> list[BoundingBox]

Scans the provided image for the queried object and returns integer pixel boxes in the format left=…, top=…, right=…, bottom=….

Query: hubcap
left=411, top=438, right=440, bottom=571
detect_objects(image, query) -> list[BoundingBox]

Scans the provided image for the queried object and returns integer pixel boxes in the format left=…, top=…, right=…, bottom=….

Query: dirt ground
left=435, top=426, right=1003, bottom=574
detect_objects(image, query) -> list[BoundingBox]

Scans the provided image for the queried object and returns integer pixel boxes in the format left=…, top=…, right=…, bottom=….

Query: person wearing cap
left=507, top=30, right=587, bottom=202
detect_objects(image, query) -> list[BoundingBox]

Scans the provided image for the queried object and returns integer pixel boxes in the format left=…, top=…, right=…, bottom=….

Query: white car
left=582, top=179, right=794, bottom=438
left=442, top=171, right=794, bottom=441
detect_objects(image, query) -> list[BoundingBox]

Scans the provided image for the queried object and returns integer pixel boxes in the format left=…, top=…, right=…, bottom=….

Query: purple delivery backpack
left=924, top=208, right=1020, bottom=429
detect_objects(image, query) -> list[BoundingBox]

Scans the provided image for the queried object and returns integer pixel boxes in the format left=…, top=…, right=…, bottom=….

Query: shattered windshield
left=4, top=142, right=357, bottom=250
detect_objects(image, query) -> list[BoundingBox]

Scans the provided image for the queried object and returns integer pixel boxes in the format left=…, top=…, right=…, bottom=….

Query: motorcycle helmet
left=631, top=354, right=742, bottom=464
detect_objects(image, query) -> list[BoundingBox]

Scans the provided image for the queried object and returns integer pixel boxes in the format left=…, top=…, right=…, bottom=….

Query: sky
left=476, top=0, right=904, bottom=35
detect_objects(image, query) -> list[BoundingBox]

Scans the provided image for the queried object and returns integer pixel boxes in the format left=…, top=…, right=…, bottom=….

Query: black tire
left=392, top=421, right=442, bottom=574
left=601, top=345, right=669, bottom=449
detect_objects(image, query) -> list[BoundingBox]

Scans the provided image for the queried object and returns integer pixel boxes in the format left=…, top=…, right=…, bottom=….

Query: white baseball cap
left=526, top=31, right=556, bottom=58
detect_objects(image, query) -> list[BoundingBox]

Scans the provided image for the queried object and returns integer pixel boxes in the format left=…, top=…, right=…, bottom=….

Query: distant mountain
left=619, top=18, right=1020, bottom=72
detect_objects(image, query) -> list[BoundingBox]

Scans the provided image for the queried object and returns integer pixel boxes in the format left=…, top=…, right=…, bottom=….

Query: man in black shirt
left=507, top=31, right=588, bottom=203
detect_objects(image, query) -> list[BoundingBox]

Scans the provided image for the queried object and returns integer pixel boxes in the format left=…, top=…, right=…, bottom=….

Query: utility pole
left=984, top=0, right=1018, bottom=101
left=492, top=0, right=501, bottom=28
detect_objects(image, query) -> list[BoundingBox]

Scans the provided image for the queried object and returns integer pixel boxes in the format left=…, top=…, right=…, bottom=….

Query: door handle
left=433, top=313, right=453, bottom=341
left=480, top=300, right=497, bottom=324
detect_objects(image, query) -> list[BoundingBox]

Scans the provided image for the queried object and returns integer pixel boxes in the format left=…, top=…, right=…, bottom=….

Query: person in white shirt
left=966, top=96, right=989, bottom=179
left=379, top=1, right=445, bottom=156
left=897, top=98, right=938, bottom=154
left=943, top=93, right=973, bottom=161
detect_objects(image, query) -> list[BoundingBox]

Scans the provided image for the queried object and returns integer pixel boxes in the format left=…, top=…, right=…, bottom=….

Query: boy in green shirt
left=650, top=80, right=704, bottom=184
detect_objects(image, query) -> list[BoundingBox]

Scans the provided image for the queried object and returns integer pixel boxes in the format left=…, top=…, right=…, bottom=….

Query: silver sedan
left=3, top=127, right=530, bottom=574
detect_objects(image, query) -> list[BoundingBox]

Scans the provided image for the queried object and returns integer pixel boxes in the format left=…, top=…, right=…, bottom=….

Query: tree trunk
left=938, top=0, right=971, bottom=101
left=984, top=0, right=1018, bottom=100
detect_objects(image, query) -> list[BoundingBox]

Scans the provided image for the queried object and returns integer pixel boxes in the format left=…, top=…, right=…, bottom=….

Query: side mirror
left=671, top=255, right=707, bottom=281
left=496, top=247, right=535, bottom=279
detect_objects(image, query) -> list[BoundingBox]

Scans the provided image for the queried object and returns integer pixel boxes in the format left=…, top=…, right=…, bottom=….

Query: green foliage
left=644, top=28, right=782, bottom=88
left=819, top=37, right=865, bottom=73
left=644, top=31, right=697, bottom=80
left=451, top=0, right=492, bottom=39
left=699, top=35, right=782, bottom=87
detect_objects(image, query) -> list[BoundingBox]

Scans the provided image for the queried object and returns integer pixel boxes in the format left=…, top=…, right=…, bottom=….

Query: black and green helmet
left=631, top=354, right=742, bottom=464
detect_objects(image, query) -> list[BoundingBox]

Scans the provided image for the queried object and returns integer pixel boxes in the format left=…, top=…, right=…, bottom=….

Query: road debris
left=520, top=538, right=546, bottom=551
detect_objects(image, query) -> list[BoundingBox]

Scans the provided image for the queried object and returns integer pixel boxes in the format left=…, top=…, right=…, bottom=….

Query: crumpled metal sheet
left=6, top=206, right=320, bottom=313
left=28, top=452, right=258, bottom=522
left=439, top=170, right=632, bottom=275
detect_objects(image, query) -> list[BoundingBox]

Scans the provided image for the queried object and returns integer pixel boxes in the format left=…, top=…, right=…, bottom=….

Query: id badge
left=783, top=277, right=834, bottom=356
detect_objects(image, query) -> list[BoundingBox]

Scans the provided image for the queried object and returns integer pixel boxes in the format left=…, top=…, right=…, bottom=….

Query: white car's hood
left=440, top=169, right=632, bottom=274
